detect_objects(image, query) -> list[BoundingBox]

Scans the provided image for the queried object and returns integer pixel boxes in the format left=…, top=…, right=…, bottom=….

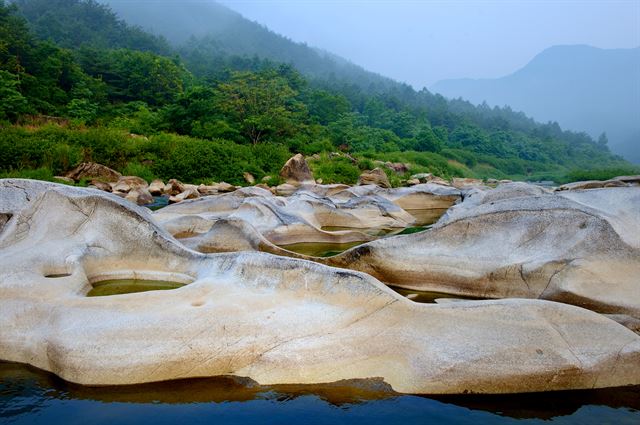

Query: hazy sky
left=219, top=0, right=640, bottom=88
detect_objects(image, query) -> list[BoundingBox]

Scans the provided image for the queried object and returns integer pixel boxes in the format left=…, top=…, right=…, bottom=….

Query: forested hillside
left=0, top=0, right=635, bottom=186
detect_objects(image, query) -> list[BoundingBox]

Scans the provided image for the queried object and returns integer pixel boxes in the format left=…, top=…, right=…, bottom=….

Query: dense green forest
left=0, top=0, right=636, bottom=186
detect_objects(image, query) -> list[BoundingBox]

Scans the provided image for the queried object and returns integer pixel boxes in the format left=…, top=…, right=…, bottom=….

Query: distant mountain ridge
left=432, top=45, right=640, bottom=163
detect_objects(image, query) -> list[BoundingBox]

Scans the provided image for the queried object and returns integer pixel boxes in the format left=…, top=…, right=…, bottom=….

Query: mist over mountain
left=433, top=45, right=640, bottom=163
left=98, top=0, right=397, bottom=92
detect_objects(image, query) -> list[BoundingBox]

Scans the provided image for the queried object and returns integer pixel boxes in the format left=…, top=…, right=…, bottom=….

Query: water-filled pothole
left=87, top=279, right=186, bottom=297
left=277, top=241, right=364, bottom=257
left=391, top=287, right=486, bottom=304
left=279, top=226, right=429, bottom=257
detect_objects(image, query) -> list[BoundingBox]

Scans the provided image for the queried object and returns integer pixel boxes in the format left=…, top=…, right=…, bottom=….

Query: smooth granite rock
left=1, top=178, right=639, bottom=394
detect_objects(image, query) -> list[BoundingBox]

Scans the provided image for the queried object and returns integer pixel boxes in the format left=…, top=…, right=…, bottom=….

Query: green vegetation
left=0, top=0, right=636, bottom=186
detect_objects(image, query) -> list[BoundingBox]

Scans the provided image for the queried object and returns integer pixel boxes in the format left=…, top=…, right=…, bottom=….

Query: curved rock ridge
left=326, top=184, right=640, bottom=320
left=153, top=184, right=460, bottom=247
left=1, top=179, right=639, bottom=393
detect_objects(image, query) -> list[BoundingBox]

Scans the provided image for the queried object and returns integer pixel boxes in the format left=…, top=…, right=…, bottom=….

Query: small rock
left=243, top=172, right=255, bottom=185
left=197, top=184, right=219, bottom=196
left=384, top=162, right=410, bottom=174
left=169, top=188, right=200, bottom=204
left=262, top=175, right=273, bottom=183
left=451, top=178, right=484, bottom=189
left=90, top=180, right=112, bottom=192
left=406, top=178, right=420, bottom=186
left=358, top=168, right=391, bottom=188
left=53, top=176, right=75, bottom=184
left=410, top=173, right=433, bottom=183
left=165, top=179, right=186, bottom=196
left=275, top=183, right=298, bottom=196
left=215, top=182, right=237, bottom=193
left=430, top=176, right=451, bottom=186
left=149, top=179, right=165, bottom=196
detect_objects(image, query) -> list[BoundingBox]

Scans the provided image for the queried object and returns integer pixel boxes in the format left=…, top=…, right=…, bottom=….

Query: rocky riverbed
left=1, top=168, right=639, bottom=394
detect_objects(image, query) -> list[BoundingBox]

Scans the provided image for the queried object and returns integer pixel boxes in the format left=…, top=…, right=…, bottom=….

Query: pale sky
left=219, top=0, right=640, bottom=88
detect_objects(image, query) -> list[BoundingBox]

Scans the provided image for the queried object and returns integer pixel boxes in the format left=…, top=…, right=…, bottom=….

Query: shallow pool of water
left=391, top=287, right=486, bottom=304
left=86, top=279, right=185, bottom=297
left=278, top=241, right=365, bottom=257
left=280, top=226, right=429, bottom=257
left=0, top=362, right=638, bottom=425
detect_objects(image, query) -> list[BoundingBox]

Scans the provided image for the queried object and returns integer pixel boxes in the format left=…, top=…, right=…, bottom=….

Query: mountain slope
left=432, top=45, right=640, bottom=163
left=98, top=0, right=398, bottom=92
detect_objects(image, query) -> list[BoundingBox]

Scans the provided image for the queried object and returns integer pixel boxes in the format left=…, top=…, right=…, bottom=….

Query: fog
left=219, top=0, right=639, bottom=88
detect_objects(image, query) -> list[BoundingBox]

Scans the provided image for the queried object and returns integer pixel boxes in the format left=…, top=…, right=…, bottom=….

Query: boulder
left=125, top=188, right=154, bottom=206
left=197, top=184, right=219, bottom=196
left=215, top=182, right=237, bottom=193
left=149, top=179, right=165, bottom=196
left=1, top=178, right=639, bottom=393
left=89, top=180, right=113, bottom=193
left=165, top=179, right=186, bottom=196
left=384, top=162, right=410, bottom=174
left=279, top=154, right=314, bottom=186
left=243, top=172, right=256, bottom=185
left=65, top=162, right=121, bottom=183
left=112, top=176, right=148, bottom=194
left=406, top=178, right=420, bottom=186
left=451, top=177, right=484, bottom=189
left=358, top=168, right=391, bottom=188
left=169, top=188, right=200, bottom=204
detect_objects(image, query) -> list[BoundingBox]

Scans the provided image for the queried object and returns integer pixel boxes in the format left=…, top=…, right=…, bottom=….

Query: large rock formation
left=279, top=154, right=314, bottom=186
left=1, top=178, right=639, bottom=393
left=327, top=184, right=640, bottom=320
left=154, top=186, right=417, bottom=247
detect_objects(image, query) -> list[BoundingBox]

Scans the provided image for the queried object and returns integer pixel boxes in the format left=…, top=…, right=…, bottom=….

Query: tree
left=597, top=132, right=609, bottom=147
left=414, top=126, right=442, bottom=152
left=215, top=70, right=308, bottom=144
left=78, top=48, right=189, bottom=106
left=0, top=70, right=29, bottom=121
left=306, top=89, right=351, bottom=125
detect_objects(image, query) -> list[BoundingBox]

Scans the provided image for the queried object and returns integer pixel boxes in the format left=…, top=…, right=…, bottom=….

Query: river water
left=1, top=362, right=638, bottom=425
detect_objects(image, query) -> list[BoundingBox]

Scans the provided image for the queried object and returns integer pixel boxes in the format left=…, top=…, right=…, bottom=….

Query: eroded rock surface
left=327, top=184, right=640, bottom=320
left=153, top=184, right=461, bottom=249
left=1, top=178, right=639, bottom=394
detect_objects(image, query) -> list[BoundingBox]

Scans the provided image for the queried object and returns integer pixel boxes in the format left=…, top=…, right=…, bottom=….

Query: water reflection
left=1, top=361, right=638, bottom=425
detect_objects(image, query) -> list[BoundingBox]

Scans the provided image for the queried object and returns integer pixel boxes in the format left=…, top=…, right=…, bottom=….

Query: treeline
left=0, top=0, right=635, bottom=185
